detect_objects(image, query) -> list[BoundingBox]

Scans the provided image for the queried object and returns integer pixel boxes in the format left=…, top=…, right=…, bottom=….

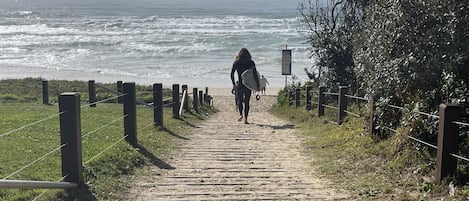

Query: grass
left=270, top=101, right=469, bottom=200
left=0, top=78, right=215, bottom=201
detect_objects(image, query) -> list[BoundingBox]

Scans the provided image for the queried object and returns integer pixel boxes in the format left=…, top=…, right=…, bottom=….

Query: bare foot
left=244, top=119, right=249, bottom=124
left=237, top=116, right=243, bottom=122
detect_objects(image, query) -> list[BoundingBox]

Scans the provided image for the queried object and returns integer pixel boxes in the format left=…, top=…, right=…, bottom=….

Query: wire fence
left=286, top=85, right=469, bottom=183
left=31, top=174, right=70, bottom=201
left=2, top=143, right=66, bottom=180
left=387, top=104, right=439, bottom=119
left=0, top=94, right=125, bottom=186
left=0, top=111, right=64, bottom=138
left=345, top=94, right=369, bottom=102
left=1, top=80, right=212, bottom=198
left=84, top=135, right=128, bottom=165
left=81, top=94, right=126, bottom=108
left=82, top=115, right=127, bottom=138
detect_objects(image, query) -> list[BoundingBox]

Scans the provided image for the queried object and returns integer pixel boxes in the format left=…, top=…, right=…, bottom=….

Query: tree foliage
left=299, top=0, right=469, bottom=183
left=354, top=0, right=469, bottom=139
left=298, top=0, right=366, bottom=91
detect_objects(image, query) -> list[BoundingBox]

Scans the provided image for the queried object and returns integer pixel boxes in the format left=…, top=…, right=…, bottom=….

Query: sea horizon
left=0, top=0, right=312, bottom=88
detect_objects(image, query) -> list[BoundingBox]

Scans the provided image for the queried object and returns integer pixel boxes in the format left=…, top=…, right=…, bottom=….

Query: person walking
left=260, top=75, right=269, bottom=95
left=230, top=48, right=259, bottom=124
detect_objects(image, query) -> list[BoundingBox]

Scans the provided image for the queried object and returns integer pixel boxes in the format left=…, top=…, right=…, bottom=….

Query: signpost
left=282, top=45, right=292, bottom=87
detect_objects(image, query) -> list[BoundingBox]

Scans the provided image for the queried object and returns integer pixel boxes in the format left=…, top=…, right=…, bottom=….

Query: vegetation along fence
left=287, top=85, right=469, bottom=184
left=0, top=80, right=212, bottom=198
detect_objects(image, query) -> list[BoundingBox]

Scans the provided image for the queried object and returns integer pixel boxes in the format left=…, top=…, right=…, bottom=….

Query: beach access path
left=125, top=91, right=352, bottom=200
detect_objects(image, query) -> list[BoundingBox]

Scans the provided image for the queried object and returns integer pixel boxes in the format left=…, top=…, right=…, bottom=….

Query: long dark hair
left=235, top=48, right=252, bottom=63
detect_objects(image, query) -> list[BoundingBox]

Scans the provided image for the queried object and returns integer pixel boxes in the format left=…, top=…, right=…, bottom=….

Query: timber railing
left=1, top=80, right=212, bottom=197
left=286, top=85, right=469, bottom=184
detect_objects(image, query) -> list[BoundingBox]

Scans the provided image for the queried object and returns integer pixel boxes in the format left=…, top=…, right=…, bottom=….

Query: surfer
left=230, top=48, right=260, bottom=124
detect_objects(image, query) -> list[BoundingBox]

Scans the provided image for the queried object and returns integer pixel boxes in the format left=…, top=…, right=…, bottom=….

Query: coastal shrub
left=354, top=0, right=469, bottom=136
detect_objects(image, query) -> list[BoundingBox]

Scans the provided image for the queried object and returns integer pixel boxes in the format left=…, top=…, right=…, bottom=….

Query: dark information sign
left=282, top=49, right=291, bottom=75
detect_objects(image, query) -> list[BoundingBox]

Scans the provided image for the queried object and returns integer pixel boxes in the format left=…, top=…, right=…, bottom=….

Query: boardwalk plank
left=126, top=96, right=350, bottom=200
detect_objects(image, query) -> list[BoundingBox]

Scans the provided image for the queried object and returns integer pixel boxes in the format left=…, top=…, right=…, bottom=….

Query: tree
left=298, top=0, right=367, bottom=92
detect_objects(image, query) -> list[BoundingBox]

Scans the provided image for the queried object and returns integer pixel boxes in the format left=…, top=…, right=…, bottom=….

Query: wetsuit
left=231, top=60, right=257, bottom=118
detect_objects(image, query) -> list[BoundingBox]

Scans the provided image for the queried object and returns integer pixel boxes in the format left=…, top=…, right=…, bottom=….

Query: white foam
left=0, top=9, right=310, bottom=88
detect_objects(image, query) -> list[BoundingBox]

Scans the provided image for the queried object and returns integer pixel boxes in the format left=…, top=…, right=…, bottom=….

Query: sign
left=282, top=49, right=292, bottom=75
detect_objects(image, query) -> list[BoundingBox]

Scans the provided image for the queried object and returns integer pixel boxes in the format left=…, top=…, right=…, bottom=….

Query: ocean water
left=0, top=0, right=310, bottom=88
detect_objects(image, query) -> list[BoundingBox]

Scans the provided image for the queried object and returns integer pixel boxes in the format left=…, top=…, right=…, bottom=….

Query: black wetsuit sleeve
left=231, top=62, right=237, bottom=86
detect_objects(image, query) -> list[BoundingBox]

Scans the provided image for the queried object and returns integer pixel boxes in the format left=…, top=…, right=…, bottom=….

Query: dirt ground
left=125, top=91, right=352, bottom=200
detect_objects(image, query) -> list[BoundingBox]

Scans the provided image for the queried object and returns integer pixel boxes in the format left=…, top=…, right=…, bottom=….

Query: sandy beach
left=1, top=65, right=287, bottom=93
left=208, top=87, right=282, bottom=96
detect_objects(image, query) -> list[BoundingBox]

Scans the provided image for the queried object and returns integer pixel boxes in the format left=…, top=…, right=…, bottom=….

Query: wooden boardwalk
left=127, top=96, right=349, bottom=200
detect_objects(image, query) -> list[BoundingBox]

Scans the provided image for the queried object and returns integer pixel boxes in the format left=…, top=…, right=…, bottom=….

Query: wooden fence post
left=172, top=84, right=180, bottom=118
left=59, top=92, right=83, bottom=186
left=182, top=85, right=189, bottom=111
left=318, top=86, right=325, bottom=117
left=88, top=80, right=96, bottom=107
left=193, top=88, right=199, bottom=112
left=368, top=95, right=376, bottom=136
left=199, top=90, right=204, bottom=106
left=153, top=83, right=163, bottom=127
left=435, top=104, right=460, bottom=184
left=338, top=86, right=348, bottom=125
left=42, top=80, right=49, bottom=105
left=117, top=81, right=123, bottom=104
left=306, top=86, right=312, bottom=111
left=205, top=87, right=209, bottom=104
left=123, top=82, right=137, bottom=145
left=295, top=88, right=300, bottom=107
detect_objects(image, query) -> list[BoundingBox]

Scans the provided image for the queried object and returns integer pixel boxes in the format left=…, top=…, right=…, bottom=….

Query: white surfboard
left=241, top=68, right=265, bottom=91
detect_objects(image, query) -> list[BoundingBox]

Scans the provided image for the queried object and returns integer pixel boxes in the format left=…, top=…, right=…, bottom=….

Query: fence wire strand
left=407, top=136, right=437, bottom=149
left=383, top=126, right=397, bottom=133
left=138, top=122, right=157, bottom=132
left=0, top=111, right=65, bottom=138
left=81, top=94, right=124, bottom=108
left=344, top=110, right=360, bottom=118
left=345, top=94, right=369, bottom=101
left=31, top=174, right=69, bottom=201
left=453, top=121, right=469, bottom=128
left=143, top=104, right=159, bottom=110
left=323, top=92, right=339, bottom=96
left=382, top=126, right=437, bottom=149
left=450, top=153, right=469, bottom=163
left=163, top=102, right=175, bottom=107
left=387, top=104, right=406, bottom=111
left=2, top=143, right=66, bottom=180
left=82, top=115, right=127, bottom=138
left=84, top=135, right=128, bottom=165
left=323, top=104, right=339, bottom=110
left=387, top=104, right=439, bottom=119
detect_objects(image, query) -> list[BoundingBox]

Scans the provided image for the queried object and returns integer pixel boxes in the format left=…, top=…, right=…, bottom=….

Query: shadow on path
left=253, top=123, right=296, bottom=130
left=178, top=117, right=201, bottom=128
left=161, top=127, right=190, bottom=140
left=135, top=144, right=175, bottom=170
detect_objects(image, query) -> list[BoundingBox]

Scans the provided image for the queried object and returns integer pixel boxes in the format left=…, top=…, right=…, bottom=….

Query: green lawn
left=0, top=78, right=215, bottom=201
